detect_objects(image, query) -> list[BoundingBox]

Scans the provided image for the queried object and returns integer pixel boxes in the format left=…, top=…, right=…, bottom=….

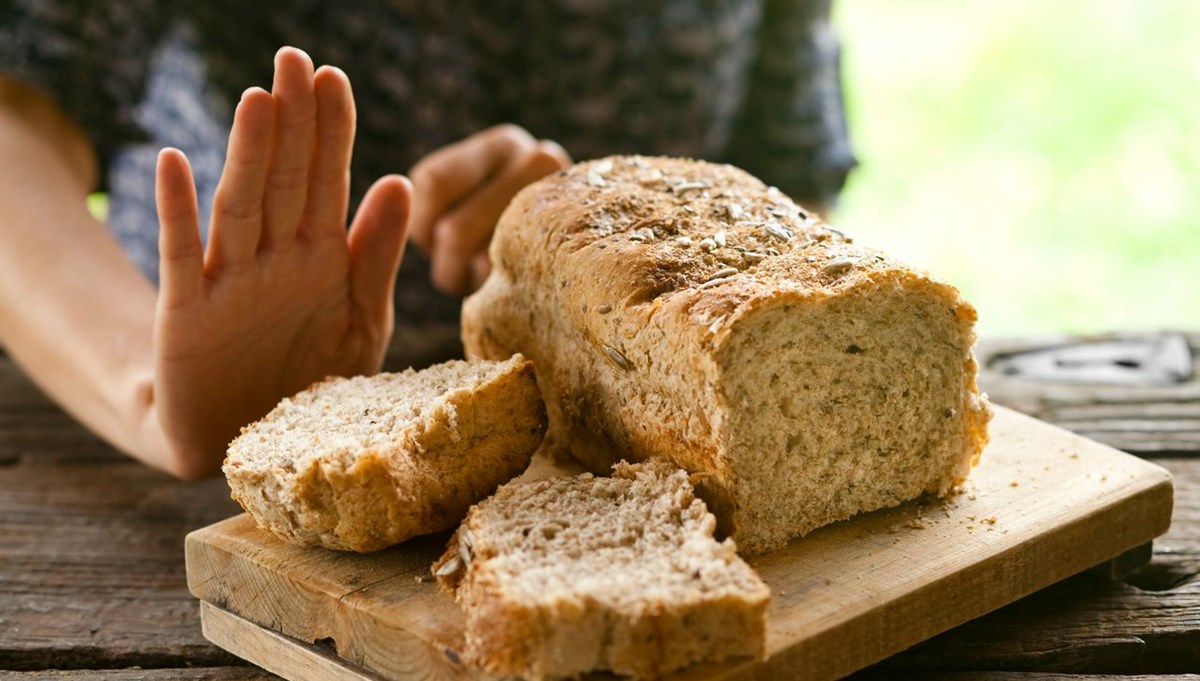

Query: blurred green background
left=92, top=2, right=1195, bottom=338
left=832, top=0, right=1198, bottom=337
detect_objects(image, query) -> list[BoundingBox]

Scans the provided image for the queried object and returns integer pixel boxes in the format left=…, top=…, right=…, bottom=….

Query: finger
left=304, top=65, right=355, bottom=241
left=533, top=138, right=571, bottom=168
left=468, top=251, right=491, bottom=294
left=208, top=87, right=276, bottom=270
left=348, top=175, right=412, bottom=333
left=263, top=47, right=316, bottom=248
left=430, top=141, right=567, bottom=295
left=155, top=148, right=204, bottom=305
left=407, top=124, right=536, bottom=256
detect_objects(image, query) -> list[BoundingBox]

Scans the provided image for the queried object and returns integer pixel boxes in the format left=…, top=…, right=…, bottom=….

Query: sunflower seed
left=604, top=345, right=633, bottom=370
left=434, top=555, right=462, bottom=578
left=637, top=169, right=665, bottom=186
left=704, top=267, right=740, bottom=282
left=699, top=274, right=738, bottom=290
left=823, top=258, right=856, bottom=276
left=673, top=181, right=709, bottom=195
left=762, top=222, right=794, bottom=242
left=458, top=529, right=474, bottom=565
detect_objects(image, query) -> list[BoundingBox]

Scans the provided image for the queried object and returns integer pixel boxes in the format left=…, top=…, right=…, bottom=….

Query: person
left=0, top=1, right=855, bottom=480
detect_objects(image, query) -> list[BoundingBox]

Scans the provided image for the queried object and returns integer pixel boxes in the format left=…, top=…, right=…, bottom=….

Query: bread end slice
left=434, top=459, right=769, bottom=680
left=224, top=355, right=546, bottom=552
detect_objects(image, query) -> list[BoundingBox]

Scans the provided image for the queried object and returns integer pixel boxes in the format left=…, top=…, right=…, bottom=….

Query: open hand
left=151, top=47, right=411, bottom=478
left=408, top=125, right=570, bottom=296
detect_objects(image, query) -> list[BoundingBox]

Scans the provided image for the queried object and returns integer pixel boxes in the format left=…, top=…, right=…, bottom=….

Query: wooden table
left=2, top=330, right=1197, bottom=680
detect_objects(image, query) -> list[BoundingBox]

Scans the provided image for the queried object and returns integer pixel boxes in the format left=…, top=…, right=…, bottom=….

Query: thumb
left=347, top=175, right=412, bottom=329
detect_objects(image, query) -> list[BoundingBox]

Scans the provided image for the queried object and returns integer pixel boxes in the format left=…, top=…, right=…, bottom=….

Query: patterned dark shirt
left=1, top=0, right=855, bottom=325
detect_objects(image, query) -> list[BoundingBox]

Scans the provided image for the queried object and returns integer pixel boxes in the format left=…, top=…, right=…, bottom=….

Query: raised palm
left=152, top=48, right=410, bottom=477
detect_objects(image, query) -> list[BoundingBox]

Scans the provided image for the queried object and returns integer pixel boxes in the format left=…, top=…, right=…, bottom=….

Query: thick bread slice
left=223, top=355, right=546, bottom=552
left=463, top=156, right=991, bottom=553
left=433, top=459, right=770, bottom=680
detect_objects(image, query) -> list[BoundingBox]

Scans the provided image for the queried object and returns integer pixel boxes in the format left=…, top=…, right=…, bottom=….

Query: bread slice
left=223, top=355, right=546, bottom=552
left=463, top=155, right=991, bottom=553
left=433, top=459, right=770, bottom=680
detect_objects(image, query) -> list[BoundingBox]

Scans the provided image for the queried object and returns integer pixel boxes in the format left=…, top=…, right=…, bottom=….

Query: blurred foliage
left=86, top=193, right=108, bottom=222
left=833, top=0, right=1198, bottom=335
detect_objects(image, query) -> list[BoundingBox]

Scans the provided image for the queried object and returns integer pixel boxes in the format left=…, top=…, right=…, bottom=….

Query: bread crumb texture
left=434, top=458, right=769, bottom=680
left=223, top=355, right=546, bottom=552
left=463, top=155, right=992, bottom=553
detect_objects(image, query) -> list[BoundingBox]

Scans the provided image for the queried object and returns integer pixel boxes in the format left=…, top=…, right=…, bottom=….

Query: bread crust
left=434, top=460, right=769, bottom=680
left=463, top=156, right=991, bottom=553
left=223, top=356, right=547, bottom=552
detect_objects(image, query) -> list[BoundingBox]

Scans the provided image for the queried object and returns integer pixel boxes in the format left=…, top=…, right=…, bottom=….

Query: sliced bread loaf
left=224, top=355, right=546, bottom=552
left=462, top=155, right=992, bottom=553
left=433, top=459, right=770, bottom=680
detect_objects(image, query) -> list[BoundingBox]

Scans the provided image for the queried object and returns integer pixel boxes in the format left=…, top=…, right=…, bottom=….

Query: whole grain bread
left=433, top=459, right=769, bottom=680
left=463, top=156, right=991, bottom=554
left=223, top=355, right=546, bottom=552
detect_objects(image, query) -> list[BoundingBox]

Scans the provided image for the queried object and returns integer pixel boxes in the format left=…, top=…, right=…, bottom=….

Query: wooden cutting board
left=185, top=406, right=1174, bottom=681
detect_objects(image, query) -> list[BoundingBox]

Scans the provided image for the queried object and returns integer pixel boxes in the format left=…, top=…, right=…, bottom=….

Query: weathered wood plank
left=870, top=457, right=1200, bottom=676
left=1068, top=433, right=1200, bottom=456
left=201, top=602, right=1200, bottom=681
left=978, top=333, right=1200, bottom=456
left=851, top=674, right=1200, bottom=681
left=0, top=669, right=279, bottom=680
left=3, top=338, right=1199, bottom=678
left=201, top=603, right=393, bottom=681
left=876, top=575, right=1200, bottom=674
left=12, top=671, right=1195, bottom=681
left=187, top=408, right=1175, bottom=681
left=0, top=336, right=441, bottom=673
left=0, top=463, right=243, bottom=671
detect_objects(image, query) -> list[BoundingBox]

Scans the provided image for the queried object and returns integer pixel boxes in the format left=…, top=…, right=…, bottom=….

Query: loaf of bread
left=223, top=356, right=546, bottom=552
left=463, top=156, right=991, bottom=554
left=433, top=458, right=769, bottom=680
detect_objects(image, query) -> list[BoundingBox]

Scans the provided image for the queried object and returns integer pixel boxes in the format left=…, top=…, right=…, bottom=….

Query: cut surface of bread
left=433, top=459, right=770, bottom=680
left=224, top=355, right=546, bottom=552
left=462, top=155, right=991, bottom=553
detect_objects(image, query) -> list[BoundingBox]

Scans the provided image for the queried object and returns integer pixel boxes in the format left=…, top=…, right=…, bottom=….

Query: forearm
left=0, top=80, right=167, bottom=471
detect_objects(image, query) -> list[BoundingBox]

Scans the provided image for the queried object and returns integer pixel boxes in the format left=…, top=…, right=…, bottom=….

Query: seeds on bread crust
left=461, top=155, right=991, bottom=554
left=603, top=344, right=633, bottom=371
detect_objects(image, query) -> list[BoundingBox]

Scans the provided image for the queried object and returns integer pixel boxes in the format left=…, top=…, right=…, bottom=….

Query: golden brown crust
left=224, top=357, right=547, bottom=552
left=463, top=156, right=990, bottom=553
